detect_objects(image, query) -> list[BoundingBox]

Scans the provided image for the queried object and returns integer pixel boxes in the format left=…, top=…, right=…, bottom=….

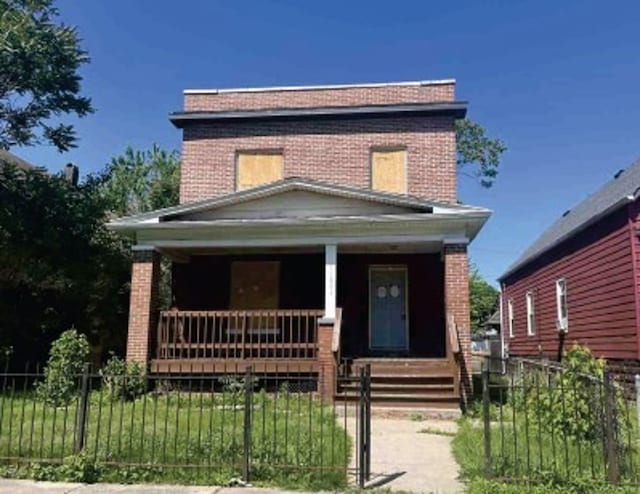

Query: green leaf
left=456, top=118, right=507, bottom=188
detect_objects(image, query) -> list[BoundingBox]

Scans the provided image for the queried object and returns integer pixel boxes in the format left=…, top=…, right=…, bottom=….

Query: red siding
left=630, top=200, right=640, bottom=359
left=501, top=205, right=638, bottom=360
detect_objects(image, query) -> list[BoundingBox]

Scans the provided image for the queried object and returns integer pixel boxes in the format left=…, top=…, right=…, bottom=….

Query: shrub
left=218, top=375, right=256, bottom=405
left=100, top=355, right=146, bottom=401
left=513, top=345, right=624, bottom=441
left=36, top=329, right=89, bottom=406
left=30, top=454, right=99, bottom=483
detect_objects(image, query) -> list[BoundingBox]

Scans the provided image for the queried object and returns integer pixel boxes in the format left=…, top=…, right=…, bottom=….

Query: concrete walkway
left=349, top=417, right=463, bottom=493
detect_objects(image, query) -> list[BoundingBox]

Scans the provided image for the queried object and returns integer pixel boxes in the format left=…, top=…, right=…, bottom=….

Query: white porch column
left=323, top=244, right=337, bottom=322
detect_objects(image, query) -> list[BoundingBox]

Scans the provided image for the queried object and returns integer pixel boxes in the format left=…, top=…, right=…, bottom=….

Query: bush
left=513, top=345, right=626, bottom=441
left=100, top=355, right=146, bottom=401
left=36, top=329, right=89, bottom=406
left=30, top=454, right=99, bottom=483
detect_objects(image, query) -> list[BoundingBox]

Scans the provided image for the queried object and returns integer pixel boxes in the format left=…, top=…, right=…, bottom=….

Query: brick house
left=109, top=79, right=491, bottom=408
left=499, top=159, right=640, bottom=372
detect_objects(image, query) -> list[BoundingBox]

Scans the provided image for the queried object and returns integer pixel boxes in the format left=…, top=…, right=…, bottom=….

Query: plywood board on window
left=371, top=149, right=406, bottom=194
left=229, top=261, right=280, bottom=309
left=236, top=152, right=284, bottom=191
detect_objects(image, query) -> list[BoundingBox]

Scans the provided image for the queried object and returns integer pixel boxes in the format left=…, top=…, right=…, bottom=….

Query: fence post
left=635, top=374, right=640, bottom=443
left=74, top=363, right=90, bottom=454
left=242, top=365, right=253, bottom=484
left=482, top=357, right=493, bottom=478
left=603, top=370, right=619, bottom=484
left=358, top=365, right=371, bottom=488
left=364, top=364, right=371, bottom=482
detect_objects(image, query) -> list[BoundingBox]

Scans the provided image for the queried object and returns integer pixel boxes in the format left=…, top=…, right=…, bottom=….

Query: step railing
left=447, top=314, right=460, bottom=357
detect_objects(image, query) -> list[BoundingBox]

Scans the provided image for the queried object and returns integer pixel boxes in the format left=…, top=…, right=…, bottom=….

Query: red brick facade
left=126, top=81, right=473, bottom=409
left=180, top=81, right=458, bottom=204
left=181, top=117, right=456, bottom=204
left=444, top=243, right=472, bottom=403
left=184, top=81, right=454, bottom=112
left=317, top=321, right=336, bottom=400
left=126, top=250, right=160, bottom=363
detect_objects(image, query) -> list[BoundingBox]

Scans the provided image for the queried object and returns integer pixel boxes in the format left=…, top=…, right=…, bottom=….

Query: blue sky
left=15, top=0, right=640, bottom=285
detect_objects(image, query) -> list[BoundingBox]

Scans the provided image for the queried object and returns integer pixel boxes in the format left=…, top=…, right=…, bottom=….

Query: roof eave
left=108, top=211, right=491, bottom=232
left=498, top=195, right=635, bottom=282
left=169, top=101, right=467, bottom=128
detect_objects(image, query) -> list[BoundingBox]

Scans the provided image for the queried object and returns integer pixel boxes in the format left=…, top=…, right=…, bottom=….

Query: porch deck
left=150, top=309, right=461, bottom=408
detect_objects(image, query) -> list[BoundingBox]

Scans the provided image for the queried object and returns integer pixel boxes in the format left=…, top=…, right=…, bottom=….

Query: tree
left=0, top=162, right=130, bottom=366
left=98, top=145, right=181, bottom=310
left=100, top=145, right=180, bottom=216
left=469, top=264, right=499, bottom=333
left=456, top=118, right=507, bottom=188
left=0, top=0, right=93, bottom=151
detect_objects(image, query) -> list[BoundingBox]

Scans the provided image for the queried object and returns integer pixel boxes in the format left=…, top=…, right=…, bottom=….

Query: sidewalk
left=348, top=417, right=462, bottom=493
left=0, top=479, right=293, bottom=494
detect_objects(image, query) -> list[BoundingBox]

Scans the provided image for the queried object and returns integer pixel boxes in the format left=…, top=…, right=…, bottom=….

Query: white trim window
left=556, top=278, right=568, bottom=332
left=526, top=291, right=535, bottom=336
left=507, top=298, right=514, bottom=338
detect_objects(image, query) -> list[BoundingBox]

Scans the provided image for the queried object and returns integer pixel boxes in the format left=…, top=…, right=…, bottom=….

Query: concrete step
left=339, top=382, right=455, bottom=394
left=334, top=392, right=461, bottom=409
left=341, top=374, right=456, bottom=386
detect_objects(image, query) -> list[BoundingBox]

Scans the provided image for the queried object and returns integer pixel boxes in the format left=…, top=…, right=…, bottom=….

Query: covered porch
left=160, top=249, right=452, bottom=363
left=110, top=179, right=490, bottom=404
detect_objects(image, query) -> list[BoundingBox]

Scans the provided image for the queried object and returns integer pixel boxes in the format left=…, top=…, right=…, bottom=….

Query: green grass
left=467, top=478, right=640, bottom=494
left=0, top=389, right=350, bottom=490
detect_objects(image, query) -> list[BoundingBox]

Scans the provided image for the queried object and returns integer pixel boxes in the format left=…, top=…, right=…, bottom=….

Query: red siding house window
left=556, top=278, right=568, bottom=332
left=507, top=299, right=514, bottom=338
left=526, top=291, right=535, bottom=336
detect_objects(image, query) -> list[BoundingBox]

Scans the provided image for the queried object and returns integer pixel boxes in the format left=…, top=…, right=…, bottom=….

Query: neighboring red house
left=499, top=160, right=640, bottom=368
left=109, top=79, right=491, bottom=408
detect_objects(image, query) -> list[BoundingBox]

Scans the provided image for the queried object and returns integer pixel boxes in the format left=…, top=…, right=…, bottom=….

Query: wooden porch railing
left=155, top=309, right=325, bottom=361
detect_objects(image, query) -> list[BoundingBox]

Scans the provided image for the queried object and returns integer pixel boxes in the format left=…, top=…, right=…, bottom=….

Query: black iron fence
left=480, top=357, right=640, bottom=487
left=0, top=362, right=371, bottom=489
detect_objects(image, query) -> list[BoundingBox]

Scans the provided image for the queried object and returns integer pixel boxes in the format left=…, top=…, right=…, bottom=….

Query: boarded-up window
left=236, top=152, right=284, bottom=190
left=371, top=148, right=406, bottom=194
left=230, top=261, right=280, bottom=309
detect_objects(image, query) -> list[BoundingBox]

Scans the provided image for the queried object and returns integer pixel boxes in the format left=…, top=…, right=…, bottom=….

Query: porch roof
left=108, top=178, right=491, bottom=248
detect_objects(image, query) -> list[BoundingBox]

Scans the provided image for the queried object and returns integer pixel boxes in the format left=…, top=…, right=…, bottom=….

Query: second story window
left=556, top=278, right=568, bottom=332
left=526, top=291, right=535, bottom=336
left=236, top=150, right=284, bottom=191
left=507, top=298, right=514, bottom=338
left=370, top=147, right=407, bottom=194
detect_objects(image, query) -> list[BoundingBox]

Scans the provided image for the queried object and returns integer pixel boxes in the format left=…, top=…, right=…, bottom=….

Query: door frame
left=367, top=265, right=410, bottom=352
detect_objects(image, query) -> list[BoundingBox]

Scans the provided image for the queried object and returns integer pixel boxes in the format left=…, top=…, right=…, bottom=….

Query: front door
left=369, top=267, right=408, bottom=352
